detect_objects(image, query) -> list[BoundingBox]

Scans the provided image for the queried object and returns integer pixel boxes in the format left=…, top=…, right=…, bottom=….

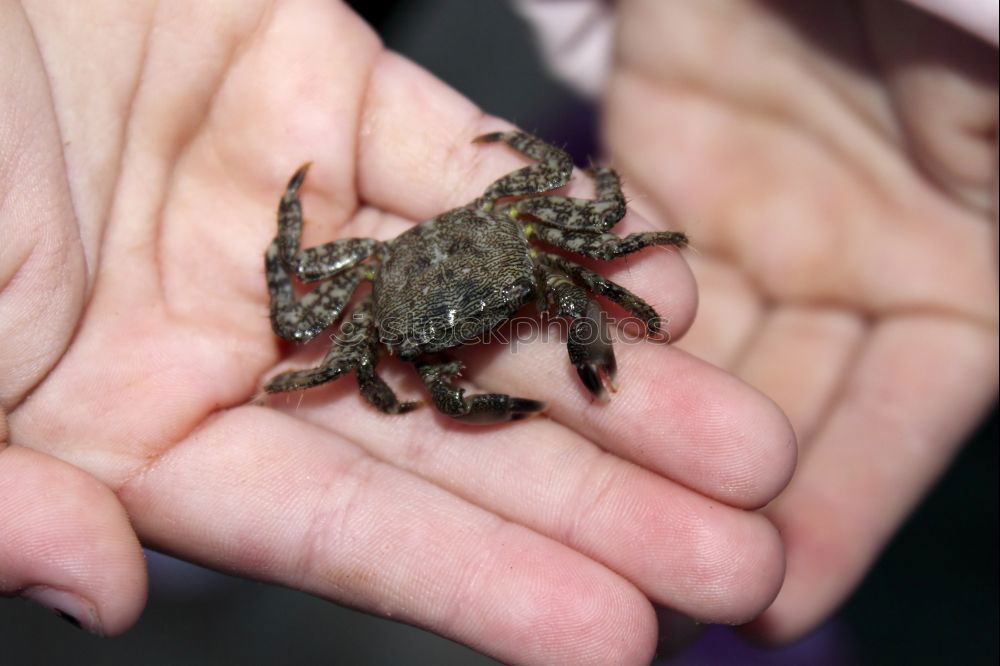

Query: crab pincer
left=567, top=300, right=619, bottom=401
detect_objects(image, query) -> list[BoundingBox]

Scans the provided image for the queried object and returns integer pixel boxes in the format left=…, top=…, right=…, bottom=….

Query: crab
left=264, top=131, right=687, bottom=424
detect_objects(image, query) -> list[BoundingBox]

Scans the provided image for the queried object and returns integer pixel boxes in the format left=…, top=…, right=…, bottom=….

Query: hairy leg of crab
left=264, top=298, right=373, bottom=392
left=537, top=264, right=618, bottom=401
left=529, top=225, right=688, bottom=261
left=276, top=164, right=381, bottom=282
left=502, top=167, right=626, bottom=232
left=472, top=131, right=573, bottom=210
left=414, top=357, right=545, bottom=424
left=266, top=244, right=368, bottom=343
left=354, top=360, right=421, bottom=415
left=266, top=300, right=419, bottom=414
left=538, top=252, right=665, bottom=336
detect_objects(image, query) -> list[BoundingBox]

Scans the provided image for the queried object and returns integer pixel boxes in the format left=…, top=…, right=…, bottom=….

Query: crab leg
left=538, top=253, right=665, bottom=336
left=537, top=263, right=618, bottom=401
left=503, top=167, right=626, bottom=232
left=276, top=164, right=381, bottom=282
left=266, top=299, right=419, bottom=414
left=414, top=357, right=545, bottom=424
left=528, top=225, right=687, bottom=261
left=472, top=131, right=573, bottom=210
left=266, top=249, right=368, bottom=343
left=267, top=164, right=385, bottom=344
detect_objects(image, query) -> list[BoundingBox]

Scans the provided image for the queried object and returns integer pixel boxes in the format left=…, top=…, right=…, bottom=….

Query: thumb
left=0, top=435, right=147, bottom=636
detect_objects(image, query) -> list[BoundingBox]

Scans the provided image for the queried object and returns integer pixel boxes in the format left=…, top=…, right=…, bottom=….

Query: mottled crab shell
left=373, top=207, right=536, bottom=360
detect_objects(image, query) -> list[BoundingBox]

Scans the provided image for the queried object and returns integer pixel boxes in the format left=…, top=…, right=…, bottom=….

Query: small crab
left=264, top=131, right=687, bottom=424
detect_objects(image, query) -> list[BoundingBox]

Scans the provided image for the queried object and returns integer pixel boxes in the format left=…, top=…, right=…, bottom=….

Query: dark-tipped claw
left=416, top=358, right=546, bottom=424
left=265, top=365, right=344, bottom=393
left=287, top=162, right=312, bottom=190
left=394, top=400, right=423, bottom=415
left=286, top=162, right=312, bottom=194
left=507, top=398, right=547, bottom=421
left=472, top=131, right=507, bottom=144
left=566, top=300, right=619, bottom=402
left=575, top=351, right=618, bottom=402
left=453, top=395, right=546, bottom=424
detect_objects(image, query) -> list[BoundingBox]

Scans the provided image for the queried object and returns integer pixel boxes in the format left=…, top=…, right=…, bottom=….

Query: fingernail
left=22, top=585, right=104, bottom=636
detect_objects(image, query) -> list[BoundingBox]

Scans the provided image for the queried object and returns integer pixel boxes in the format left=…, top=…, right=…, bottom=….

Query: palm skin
left=603, top=0, right=998, bottom=643
left=0, top=1, right=797, bottom=664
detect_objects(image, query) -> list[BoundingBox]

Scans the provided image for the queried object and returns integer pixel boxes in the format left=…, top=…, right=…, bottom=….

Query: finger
left=358, top=51, right=682, bottom=232
left=746, top=316, right=997, bottom=643
left=119, top=407, right=658, bottom=666
left=604, top=67, right=996, bottom=321
left=284, top=388, right=786, bottom=625
left=0, top=443, right=147, bottom=636
left=357, top=52, right=522, bottom=219
left=454, top=249, right=793, bottom=510
left=318, top=204, right=793, bottom=513
left=734, top=305, right=866, bottom=443
left=205, top=0, right=381, bottom=224
left=341, top=54, right=797, bottom=510
left=670, top=253, right=764, bottom=369
left=870, top=0, right=998, bottom=209
left=466, top=337, right=796, bottom=510
left=0, top=0, right=88, bottom=408
left=325, top=210, right=793, bottom=511
left=127, top=0, right=383, bottom=313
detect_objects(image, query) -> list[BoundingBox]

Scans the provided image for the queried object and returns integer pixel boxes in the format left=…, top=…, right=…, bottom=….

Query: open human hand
left=601, top=0, right=998, bottom=644
left=0, top=1, right=797, bottom=663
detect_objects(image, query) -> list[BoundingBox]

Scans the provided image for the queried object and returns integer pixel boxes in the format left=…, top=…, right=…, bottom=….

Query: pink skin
left=1, top=1, right=792, bottom=664
left=603, top=0, right=997, bottom=645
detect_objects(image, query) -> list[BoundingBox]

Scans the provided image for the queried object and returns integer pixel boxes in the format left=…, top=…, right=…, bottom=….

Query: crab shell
left=374, top=207, right=536, bottom=360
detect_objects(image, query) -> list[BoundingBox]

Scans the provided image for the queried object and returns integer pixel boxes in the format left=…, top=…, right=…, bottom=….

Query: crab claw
left=471, top=131, right=507, bottom=144
left=568, top=302, right=619, bottom=402
left=572, top=343, right=618, bottom=402
left=455, top=395, right=547, bottom=424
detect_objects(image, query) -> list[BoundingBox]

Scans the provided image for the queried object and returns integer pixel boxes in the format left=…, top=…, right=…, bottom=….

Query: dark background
left=3, top=1, right=996, bottom=664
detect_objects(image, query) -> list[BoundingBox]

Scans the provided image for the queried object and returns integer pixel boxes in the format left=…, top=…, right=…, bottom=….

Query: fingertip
left=666, top=502, right=786, bottom=626
left=721, top=512, right=786, bottom=625
left=669, top=358, right=799, bottom=509
left=519, top=556, right=659, bottom=666
left=586, top=347, right=796, bottom=509
left=0, top=446, right=147, bottom=636
left=724, top=384, right=798, bottom=510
